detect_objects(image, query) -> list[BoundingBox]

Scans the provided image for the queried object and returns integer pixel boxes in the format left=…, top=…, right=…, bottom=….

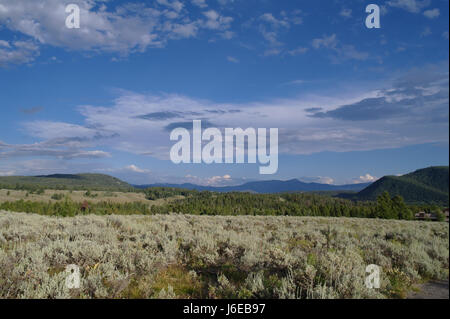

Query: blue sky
left=0, top=0, right=448, bottom=186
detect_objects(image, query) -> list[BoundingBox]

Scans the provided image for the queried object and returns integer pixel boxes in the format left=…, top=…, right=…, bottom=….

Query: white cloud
left=0, top=169, right=16, bottom=176
left=23, top=121, right=98, bottom=140
left=192, top=0, right=207, bottom=8
left=156, top=0, right=184, bottom=12
left=353, top=174, right=378, bottom=184
left=226, top=56, right=239, bottom=63
left=423, top=8, right=440, bottom=19
left=184, top=174, right=234, bottom=186
left=420, top=26, right=432, bottom=37
left=0, top=0, right=233, bottom=65
left=312, top=35, right=368, bottom=62
left=387, top=0, right=430, bottom=13
left=202, top=10, right=233, bottom=30
left=170, top=22, right=198, bottom=38
left=0, top=140, right=111, bottom=159
left=1, top=63, right=445, bottom=166
left=255, top=11, right=303, bottom=55
left=287, top=47, right=308, bottom=56
left=340, top=8, right=352, bottom=18
left=259, top=13, right=290, bottom=29
left=0, top=0, right=163, bottom=54
left=300, top=176, right=335, bottom=185
left=282, top=79, right=307, bottom=86
left=312, top=34, right=338, bottom=49
left=260, top=29, right=283, bottom=47
left=125, top=164, right=150, bottom=173
left=0, top=40, right=39, bottom=67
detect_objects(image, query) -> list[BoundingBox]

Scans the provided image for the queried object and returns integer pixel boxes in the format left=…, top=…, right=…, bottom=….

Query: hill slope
left=136, top=179, right=371, bottom=194
left=355, top=166, right=449, bottom=205
left=0, top=174, right=133, bottom=191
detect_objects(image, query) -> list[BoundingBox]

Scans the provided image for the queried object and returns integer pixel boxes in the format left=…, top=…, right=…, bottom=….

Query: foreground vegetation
left=0, top=211, right=447, bottom=299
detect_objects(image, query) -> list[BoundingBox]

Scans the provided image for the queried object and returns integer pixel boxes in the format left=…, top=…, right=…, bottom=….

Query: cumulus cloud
left=259, top=13, right=290, bottom=29
left=255, top=10, right=303, bottom=55
left=202, top=10, right=233, bottom=30
left=352, top=174, right=378, bottom=184
left=423, top=8, right=440, bottom=19
left=0, top=0, right=233, bottom=65
left=125, top=164, right=150, bottom=173
left=184, top=174, right=234, bottom=186
left=0, top=40, right=39, bottom=67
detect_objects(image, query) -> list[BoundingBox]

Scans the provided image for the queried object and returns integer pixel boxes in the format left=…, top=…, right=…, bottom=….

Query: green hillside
left=356, top=166, right=449, bottom=206
left=0, top=173, right=134, bottom=191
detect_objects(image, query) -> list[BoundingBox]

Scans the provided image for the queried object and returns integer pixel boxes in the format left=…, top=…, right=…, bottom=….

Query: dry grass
left=0, top=189, right=183, bottom=206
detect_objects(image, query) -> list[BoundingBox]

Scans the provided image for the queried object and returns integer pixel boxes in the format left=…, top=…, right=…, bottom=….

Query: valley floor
left=0, top=210, right=448, bottom=299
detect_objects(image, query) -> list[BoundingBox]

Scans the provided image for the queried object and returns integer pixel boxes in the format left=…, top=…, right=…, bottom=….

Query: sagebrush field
left=0, top=210, right=448, bottom=299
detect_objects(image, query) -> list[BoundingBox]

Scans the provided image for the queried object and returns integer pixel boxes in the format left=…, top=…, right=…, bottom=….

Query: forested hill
left=355, top=166, right=449, bottom=205
left=0, top=174, right=133, bottom=191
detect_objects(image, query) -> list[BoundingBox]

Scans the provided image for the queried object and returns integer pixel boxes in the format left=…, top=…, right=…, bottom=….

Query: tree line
left=1, top=189, right=445, bottom=221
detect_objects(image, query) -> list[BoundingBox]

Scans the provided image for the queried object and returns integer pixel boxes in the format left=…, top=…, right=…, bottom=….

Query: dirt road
left=408, top=281, right=449, bottom=299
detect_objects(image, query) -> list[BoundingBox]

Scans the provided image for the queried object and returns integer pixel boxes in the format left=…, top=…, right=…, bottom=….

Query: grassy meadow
left=0, top=188, right=188, bottom=205
left=0, top=210, right=448, bottom=299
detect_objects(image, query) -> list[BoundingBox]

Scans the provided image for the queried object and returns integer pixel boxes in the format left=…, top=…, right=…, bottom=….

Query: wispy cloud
left=191, top=0, right=208, bottom=9
left=300, top=176, right=335, bottom=185
left=2, top=63, right=444, bottom=162
left=339, top=8, right=352, bottom=18
left=420, top=26, right=432, bottom=37
left=387, top=0, right=430, bottom=13
left=311, top=34, right=369, bottom=63
left=423, top=8, right=440, bottom=19
left=226, top=56, right=239, bottom=63
left=287, top=47, right=308, bottom=56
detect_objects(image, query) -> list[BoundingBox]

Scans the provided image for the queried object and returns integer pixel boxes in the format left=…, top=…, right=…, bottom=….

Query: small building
left=415, top=209, right=449, bottom=222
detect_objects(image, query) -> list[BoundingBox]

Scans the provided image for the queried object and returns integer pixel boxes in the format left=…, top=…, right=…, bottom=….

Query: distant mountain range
left=134, top=179, right=372, bottom=193
left=353, top=166, right=449, bottom=205
left=1, top=166, right=448, bottom=205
